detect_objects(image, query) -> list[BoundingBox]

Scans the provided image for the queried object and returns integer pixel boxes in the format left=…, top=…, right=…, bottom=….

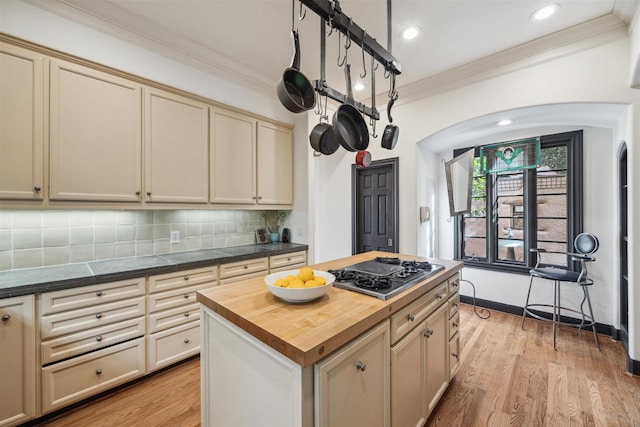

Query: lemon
left=304, top=279, right=320, bottom=288
left=285, top=275, right=297, bottom=282
left=274, top=278, right=289, bottom=288
left=315, top=276, right=327, bottom=285
left=298, top=267, right=314, bottom=282
left=289, top=279, right=305, bottom=288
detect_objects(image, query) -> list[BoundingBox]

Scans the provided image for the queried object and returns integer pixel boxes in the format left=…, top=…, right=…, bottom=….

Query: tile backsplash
left=0, top=210, right=266, bottom=271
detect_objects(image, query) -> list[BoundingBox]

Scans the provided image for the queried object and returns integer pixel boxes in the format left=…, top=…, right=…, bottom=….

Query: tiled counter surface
left=0, top=243, right=308, bottom=298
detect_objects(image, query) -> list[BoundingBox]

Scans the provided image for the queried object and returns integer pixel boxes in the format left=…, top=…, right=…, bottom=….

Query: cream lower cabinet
left=144, top=88, right=209, bottom=204
left=269, top=250, right=307, bottom=273
left=49, top=59, right=142, bottom=202
left=39, top=279, right=146, bottom=413
left=0, top=42, right=44, bottom=202
left=219, top=257, right=268, bottom=285
left=448, top=276, right=461, bottom=379
left=390, top=278, right=452, bottom=427
left=147, top=267, right=217, bottom=371
left=315, top=320, right=391, bottom=427
left=0, top=295, right=36, bottom=427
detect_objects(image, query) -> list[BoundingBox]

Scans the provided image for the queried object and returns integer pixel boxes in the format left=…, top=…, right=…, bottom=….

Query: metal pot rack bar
left=314, top=79, right=380, bottom=120
left=300, top=0, right=401, bottom=76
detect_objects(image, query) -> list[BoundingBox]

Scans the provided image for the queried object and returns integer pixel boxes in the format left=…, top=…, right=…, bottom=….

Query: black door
left=352, top=158, right=399, bottom=254
left=619, top=143, right=629, bottom=357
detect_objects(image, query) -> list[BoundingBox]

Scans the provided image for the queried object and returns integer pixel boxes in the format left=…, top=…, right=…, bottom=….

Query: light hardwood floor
left=37, top=304, right=640, bottom=427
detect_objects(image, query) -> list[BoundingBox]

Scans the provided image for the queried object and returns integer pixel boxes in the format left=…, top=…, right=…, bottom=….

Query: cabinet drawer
left=449, top=311, right=460, bottom=340
left=219, top=257, right=268, bottom=279
left=448, top=293, right=460, bottom=319
left=447, top=274, right=460, bottom=297
left=148, top=321, right=200, bottom=372
left=449, top=332, right=460, bottom=379
left=42, top=317, right=145, bottom=365
left=219, top=270, right=267, bottom=286
left=269, top=262, right=306, bottom=273
left=148, top=283, right=211, bottom=313
left=42, top=337, right=145, bottom=413
left=390, top=282, right=448, bottom=344
left=41, top=296, right=145, bottom=339
left=40, top=278, right=145, bottom=315
left=269, top=251, right=307, bottom=270
left=148, top=302, right=200, bottom=334
left=148, top=266, right=217, bottom=294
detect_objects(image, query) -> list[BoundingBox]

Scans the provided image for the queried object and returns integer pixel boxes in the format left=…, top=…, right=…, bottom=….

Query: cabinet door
left=424, top=303, right=449, bottom=415
left=390, top=322, right=426, bottom=427
left=210, top=107, right=256, bottom=204
left=0, top=295, right=36, bottom=426
left=257, top=121, right=293, bottom=205
left=50, top=59, right=142, bottom=201
left=0, top=43, right=44, bottom=201
left=315, top=320, right=390, bottom=427
left=145, top=88, right=209, bottom=203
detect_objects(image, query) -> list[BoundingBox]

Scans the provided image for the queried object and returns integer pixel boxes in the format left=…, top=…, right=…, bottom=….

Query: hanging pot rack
left=300, top=0, right=401, bottom=121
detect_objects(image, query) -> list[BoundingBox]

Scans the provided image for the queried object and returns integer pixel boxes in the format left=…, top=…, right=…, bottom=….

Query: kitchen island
left=197, top=252, right=463, bottom=427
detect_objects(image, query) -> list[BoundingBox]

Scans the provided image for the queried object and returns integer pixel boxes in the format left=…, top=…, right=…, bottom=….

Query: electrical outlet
left=170, top=231, right=180, bottom=243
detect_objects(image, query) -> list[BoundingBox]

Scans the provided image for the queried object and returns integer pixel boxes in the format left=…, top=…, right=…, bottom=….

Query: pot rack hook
left=299, top=0, right=306, bottom=20
left=337, top=32, right=345, bottom=67
left=359, top=31, right=367, bottom=79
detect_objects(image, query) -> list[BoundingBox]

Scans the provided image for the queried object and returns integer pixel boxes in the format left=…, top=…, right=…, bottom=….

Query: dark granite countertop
left=0, top=243, right=308, bottom=299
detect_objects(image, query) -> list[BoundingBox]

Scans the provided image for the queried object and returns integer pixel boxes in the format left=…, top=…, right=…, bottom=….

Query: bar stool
left=521, top=233, right=600, bottom=350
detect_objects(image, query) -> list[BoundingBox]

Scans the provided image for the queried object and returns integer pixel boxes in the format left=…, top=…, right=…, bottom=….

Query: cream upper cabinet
left=144, top=88, right=209, bottom=203
left=0, top=295, right=36, bottom=427
left=49, top=59, right=142, bottom=202
left=0, top=42, right=44, bottom=201
left=257, top=121, right=293, bottom=205
left=210, top=107, right=256, bottom=204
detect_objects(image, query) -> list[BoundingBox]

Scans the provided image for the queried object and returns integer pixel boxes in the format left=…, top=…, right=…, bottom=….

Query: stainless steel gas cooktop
left=329, top=257, right=445, bottom=300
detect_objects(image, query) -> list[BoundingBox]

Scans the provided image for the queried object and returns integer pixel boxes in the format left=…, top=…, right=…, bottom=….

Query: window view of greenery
left=457, top=132, right=581, bottom=272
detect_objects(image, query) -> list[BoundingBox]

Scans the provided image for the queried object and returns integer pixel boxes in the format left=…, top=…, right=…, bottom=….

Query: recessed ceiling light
left=531, top=4, right=560, bottom=21
left=354, top=81, right=366, bottom=91
left=402, top=26, right=421, bottom=40
left=497, top=119, right=513, bottom=126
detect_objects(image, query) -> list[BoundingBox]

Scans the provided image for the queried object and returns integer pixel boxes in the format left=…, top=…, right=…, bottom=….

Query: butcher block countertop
left=197, top=251, right=462, bottom=367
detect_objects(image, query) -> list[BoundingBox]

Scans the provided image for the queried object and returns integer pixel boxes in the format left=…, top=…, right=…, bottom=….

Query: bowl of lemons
left=265, top=267, right=335, bottom=303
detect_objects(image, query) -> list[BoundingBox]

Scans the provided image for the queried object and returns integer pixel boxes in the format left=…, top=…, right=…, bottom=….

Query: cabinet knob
left=184, top=338, right=190, bottom=344
left=96, top=291, right=103, bottom=297
left=243, top=265, right=248, bottom=269
left=451, top=352, right=459, bottom=359
left=406, top=314, right=415, bottom=322
left=453, top=322, right=458, bottom=328
left=183, top=276, right=189, bottom=281
left=96, top=335, right=103, bottom=342
left=135, top=191, right=141, bottom=196
left=252, top=196, right=257, bottom=200
left=183, top=294, right=189, bottom=299
left=436, top=294, right=444, bottom=300
left=147, top=192, right=152, bottom=196
left=452, top=302, right=458, bottom=308
left=96, top=368, right=103, bottom=375
left=258, top=196, right=262, bottom=200
left=184, top=312, right=190, bottom=317
left=355, top=361, right=367, bottom=372
left=1, top=314, right=10, bottom=322
left=452, top=281, right=459, bottom=288
left=34, top=186, right=41, bottom=192
left=95, top=313, right=102, bottom=319
left=423, top=329, right=433, bottom=338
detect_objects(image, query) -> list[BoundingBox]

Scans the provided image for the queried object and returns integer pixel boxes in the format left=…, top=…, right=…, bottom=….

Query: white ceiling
left=23, top=0, right=639, bottom=105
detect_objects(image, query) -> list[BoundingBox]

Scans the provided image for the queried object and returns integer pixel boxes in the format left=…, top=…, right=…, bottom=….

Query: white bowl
left=265, top=269, right=335, bottom=303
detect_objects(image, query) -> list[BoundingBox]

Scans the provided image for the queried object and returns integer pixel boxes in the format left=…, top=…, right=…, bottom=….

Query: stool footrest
left=523, top=304, right=596, bottom=330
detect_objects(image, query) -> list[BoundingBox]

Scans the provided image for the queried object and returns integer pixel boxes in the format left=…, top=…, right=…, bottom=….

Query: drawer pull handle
left=452, top=282, right=459, bottom=288
left=183, top=294, right=189, bottom=299
left=452, top=322, right=458, bottom=328
left=243, top=265, right=248, bottom=269
left=355, top=361, right=367, bottom=372
left=1, top=314, right=10, bottom=322
left=423, top=329, right=434, bottom=338
left=436, top=294, right=444, bottom=300
left=184, top=338, right=190, bottom=344
left=95, top=313, right=102, bottom=319
left=96, top=368, right=103, bottom=375
left=96, top=335, right=103, bottom=342
left=451, top=352, right=459, bottom=359
left=406, top=314, right=415, bottom=322
left=452, top=302, right=458, bottom=308
left=287, top=258, right=291, bottom=261
left=96, top=291, right=103, bottom=297
left=184, top=312, right=190, bottom=317
left=184, top=276, right=189, bottom=281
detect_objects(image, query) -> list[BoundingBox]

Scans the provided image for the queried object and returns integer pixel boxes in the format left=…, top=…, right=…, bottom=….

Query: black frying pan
left=277, top=30, right=316, bottom=113
left=332, top=64, right=369, bottom=152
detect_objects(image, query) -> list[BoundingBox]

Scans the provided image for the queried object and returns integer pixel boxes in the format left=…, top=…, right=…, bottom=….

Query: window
left=454, top=131, right=583, bottom=274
